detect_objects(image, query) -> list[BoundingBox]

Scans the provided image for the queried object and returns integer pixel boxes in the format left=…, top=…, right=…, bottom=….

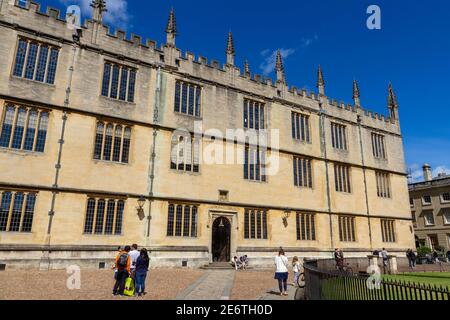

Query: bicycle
left=336, top=261, right=353, bottom=276
left=296, top=272, right=306, bottom=288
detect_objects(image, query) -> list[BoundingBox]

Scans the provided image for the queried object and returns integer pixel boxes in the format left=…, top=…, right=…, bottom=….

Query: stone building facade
left=0, top=1, right=415, bottom=270
left=410, top=165, right=450, bottom=251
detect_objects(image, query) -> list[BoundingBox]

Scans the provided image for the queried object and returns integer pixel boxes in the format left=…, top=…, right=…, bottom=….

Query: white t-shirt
left=293, top=261, right=300, bottom=273
left=129, top=250, right=140, bottom=270
left=275, top=255, right=289, bottom=273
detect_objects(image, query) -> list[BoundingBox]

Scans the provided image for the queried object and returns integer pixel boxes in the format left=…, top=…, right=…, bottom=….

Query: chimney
left=423, top=164, right=432, bottom=182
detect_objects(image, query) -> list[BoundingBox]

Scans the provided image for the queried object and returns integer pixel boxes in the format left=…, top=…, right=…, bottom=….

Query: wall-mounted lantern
left=137, top=196, right=146, bottom=220
left=282, top=209, right=291, bottom=228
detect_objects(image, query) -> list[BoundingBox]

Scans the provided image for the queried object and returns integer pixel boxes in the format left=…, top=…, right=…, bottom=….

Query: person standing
left=381, top=248, right=389, bottom=268
left=113, top=246, right=131, bottom=296
left=274, top=248, right=289, bottom=296
left=334, top=248, right=344, bottom=270
left=129, top=244, right=140, bottom=278
left=135, top=248, right=150, bottom=297
left=292, top=256, right=301, bottom=287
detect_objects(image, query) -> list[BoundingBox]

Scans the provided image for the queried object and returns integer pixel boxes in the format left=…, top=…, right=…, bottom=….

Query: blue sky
left=39, top=0, right=450, bottom=181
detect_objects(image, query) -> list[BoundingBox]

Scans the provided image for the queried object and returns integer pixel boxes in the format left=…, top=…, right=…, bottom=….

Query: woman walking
left=135, top=248, right=150, bottom=297
left=274, top=248, right=289, bottom=296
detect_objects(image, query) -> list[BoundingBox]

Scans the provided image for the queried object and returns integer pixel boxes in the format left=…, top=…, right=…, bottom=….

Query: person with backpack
left=113, top=245, right=131, bottom=296
left=135, top=248, right=150, bottom=297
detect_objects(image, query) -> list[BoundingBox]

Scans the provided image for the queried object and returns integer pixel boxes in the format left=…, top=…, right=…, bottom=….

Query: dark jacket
left=135, top=255, right=149, bottom=273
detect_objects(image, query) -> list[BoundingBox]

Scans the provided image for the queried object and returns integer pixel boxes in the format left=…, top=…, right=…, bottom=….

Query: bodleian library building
left=0, top=1, right=415, bottom=270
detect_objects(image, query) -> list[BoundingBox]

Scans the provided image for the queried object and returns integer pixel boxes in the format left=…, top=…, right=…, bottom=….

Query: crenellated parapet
left=1, top=0, right=400, bottom=133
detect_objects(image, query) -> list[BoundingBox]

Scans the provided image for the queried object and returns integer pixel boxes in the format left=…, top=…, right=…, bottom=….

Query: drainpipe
left=44, top=40, right=78, bottom=266
left=319, top=98, right=334, bottom=255
left=357, top=115, right=373, bottom=250
left=146, top=66, right=162, bottom=240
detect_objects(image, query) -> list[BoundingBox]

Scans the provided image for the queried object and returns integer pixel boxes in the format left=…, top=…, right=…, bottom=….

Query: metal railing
left=304, top=259, right=450, bottom=301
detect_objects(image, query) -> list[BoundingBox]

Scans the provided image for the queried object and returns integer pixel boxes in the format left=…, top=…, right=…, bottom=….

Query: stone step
left=200, top=262, right=255, bottom=270
left=201, top=262, right=234, bottom=270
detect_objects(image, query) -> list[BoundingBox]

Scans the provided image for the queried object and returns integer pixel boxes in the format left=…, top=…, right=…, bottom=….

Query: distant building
left=410, top=164, right=450, bottom=251
left=0, top=0, right=414, bottom=270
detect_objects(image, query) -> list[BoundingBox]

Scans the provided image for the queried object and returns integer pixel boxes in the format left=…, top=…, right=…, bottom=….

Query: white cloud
left=432, top=166, right=450, bottom=177
left=259, top=48, right=296, bottom=75
left=61, top=0, right=131, bottom=30
left=301, top=34, right=319, bottom=48
left=408, top=163, right=450, bottom=182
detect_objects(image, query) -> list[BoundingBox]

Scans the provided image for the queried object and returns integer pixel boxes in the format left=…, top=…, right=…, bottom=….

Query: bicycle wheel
left=297, top=273, right=306, bottom=288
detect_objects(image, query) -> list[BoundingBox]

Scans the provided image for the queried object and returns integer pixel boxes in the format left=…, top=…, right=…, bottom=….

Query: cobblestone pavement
left=0, top=269, right=205, bottom=300
left=0, top=269, right=294, bottom=300
left=176, top=270, right=236, bottom=300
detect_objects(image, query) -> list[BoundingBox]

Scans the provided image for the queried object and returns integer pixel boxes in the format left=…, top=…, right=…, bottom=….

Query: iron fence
left=304, top=259, right=450, bottom=301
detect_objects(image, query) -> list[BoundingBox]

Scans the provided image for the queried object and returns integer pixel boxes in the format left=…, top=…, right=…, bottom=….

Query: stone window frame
left=174, top=80, right=202, bottom=118
left=375, top=171, right=392, bottom=199
left=243, top=98, right=266, bottom=130
left=11, top=36, right=61, bottom=85
left=296, top=212, right=316, bottom=241
left=291, top=111, right=311, bottom=143
left=330, top=122, right=348, bottom=151
left=93, top=120, right=132, bottom=165
left=440, top=193, right=450, bottom=204
left=334, top=163, right=352, bottom=194
left=243, top=145, right=267, bottom=183
left=293, top=156, right=313, bottom=189
left=443, top=210, right=450, bottom=225
left=422, top=195, right=432, bottom=206
left=0, top=190, right=38, bottom=233
left=0, top=102, right=50, bottom=153
left=381, top=219, right=396, bottom=243
left=170, top=132, right=201, bottom=174
left=371, top=132, right=387, bottom=160
left=243, top=208, right=268, bottom=240
left=423, top=211, right=435, bottom=226
left=338, top=215, right=356, bottom=242
left=100, top=60, right=137, bottom=103
left=166, top=203, right=198, bottom=238
left=83, top=197, right=126, bottom=236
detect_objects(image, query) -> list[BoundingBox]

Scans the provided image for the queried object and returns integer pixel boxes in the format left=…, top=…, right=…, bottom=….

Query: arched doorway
left=212, top=217, right=231, bottom=262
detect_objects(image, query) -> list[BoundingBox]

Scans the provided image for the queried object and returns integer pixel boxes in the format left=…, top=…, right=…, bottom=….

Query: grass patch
left=383, top=272, right=450, bottom=289
left=320, top=273, right=450, bottom=300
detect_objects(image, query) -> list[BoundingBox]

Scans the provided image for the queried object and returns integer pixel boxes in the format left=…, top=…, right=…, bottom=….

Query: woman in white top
left=274, top=248, right=289, bottom=296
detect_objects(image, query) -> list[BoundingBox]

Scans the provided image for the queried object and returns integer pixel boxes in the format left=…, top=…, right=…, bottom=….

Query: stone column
left=388, top=255, right=398, bottom=275
left=367, top=255, right=379, bottom=269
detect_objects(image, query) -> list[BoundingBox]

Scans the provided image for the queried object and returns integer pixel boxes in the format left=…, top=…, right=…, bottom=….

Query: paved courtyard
left=0, top=269, right=298, bottom=300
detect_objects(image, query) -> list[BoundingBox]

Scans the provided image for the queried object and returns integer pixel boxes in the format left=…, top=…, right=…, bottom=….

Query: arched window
left=112, top=125, right=122, bottom=162
left=0, top=192, right=12, bottom=231
left=9, top=192, right=24, bottom=232
left=11, top=107, right=27, bottom=149
left=103, top=124, right=113, bottom=161
left=121, top=127, right=131, bottom=164
left=22, top=193, right=36, bottom=233
left=23, top=110, right=38, bottom=151
left=84, top=198, right=96, bottom=234
left=35, top=112, right=49, bottom=152
left=94, top=122, right=104, bottom=160
left=104, top=200, right=116, bottom=234
left=115, top=200, right=125, bottom=235
left=167, top=204, right=175, bottom=236
left=94, top=199, right=106, bottom=234
left=0, top=105, right=16, bottom=148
